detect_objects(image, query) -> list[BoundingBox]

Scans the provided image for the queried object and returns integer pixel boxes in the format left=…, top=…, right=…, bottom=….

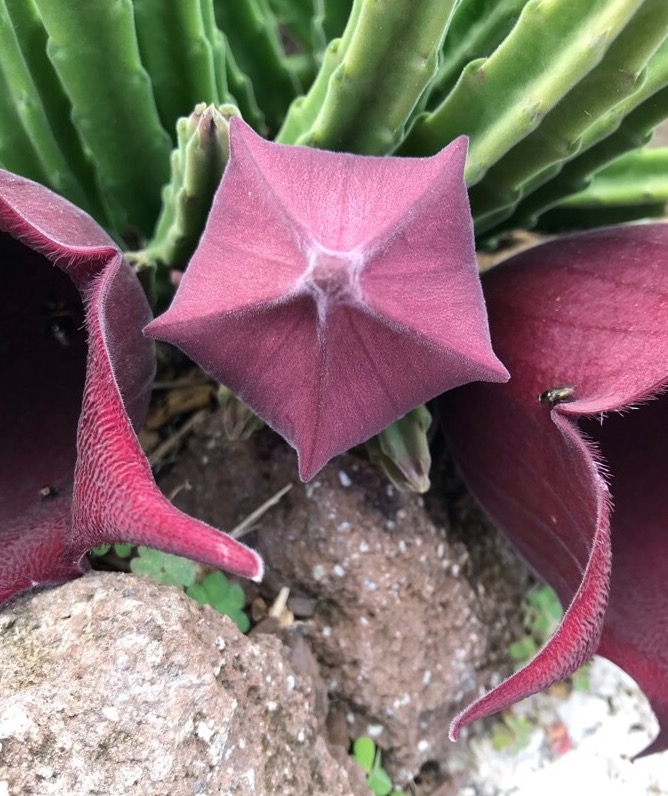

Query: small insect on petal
left=538, top=386, right=575, bottom=406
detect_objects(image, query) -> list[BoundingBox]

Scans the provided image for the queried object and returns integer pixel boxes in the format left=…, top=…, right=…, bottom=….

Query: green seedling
left=351, top=736, right=405, bottom=796
left=186, top=570, right=250, bottom=632
left=491, top=712, right=534, bottom=754
left=130, top=546, right=198, bottom=587
left=510, top=584, right=592, bottom=689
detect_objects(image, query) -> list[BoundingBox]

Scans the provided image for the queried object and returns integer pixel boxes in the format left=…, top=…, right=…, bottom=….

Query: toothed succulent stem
left=427, top=0, right=527, bottom=109
left=277, top=0, right=459, bottom=154
left=400, top=0, right=646, bottom=179
left=132, top=0, right=229, bottom=138
left=501, top=43, right=668, bottom=232
left=213, top=0, right=300, bottom=135
left=0, top=0, right=93, bottom=214
left=366, top=406, right=433, bottom=494
left=223, top=34, right=266, bottom=132
left=134, top=103, right=239, bottom=277
left=33, top=0, right=172, bottom=238
left=2, top=0, right=113, bottom=228
left=267, top=0, right=318, bottom=53
left=469, top=0, right=668, bottom=228
left=557, top=148, right=668, bottom=208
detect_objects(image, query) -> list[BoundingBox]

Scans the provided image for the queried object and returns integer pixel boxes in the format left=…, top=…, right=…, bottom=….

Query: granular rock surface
left=161, top=419, right=530, bottom=786
left=0, top=573, right=366, bottom=796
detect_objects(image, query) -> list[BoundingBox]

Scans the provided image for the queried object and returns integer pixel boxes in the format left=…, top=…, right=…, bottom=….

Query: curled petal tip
left=0, top=169, right=261, bottom=604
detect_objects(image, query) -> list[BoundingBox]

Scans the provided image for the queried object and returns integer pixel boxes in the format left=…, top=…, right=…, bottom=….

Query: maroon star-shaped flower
left=0, top=169, right=262, bottom=605
left=442, top=224, right=668, bottom=757
left=146, top=119, right=508, bottom=480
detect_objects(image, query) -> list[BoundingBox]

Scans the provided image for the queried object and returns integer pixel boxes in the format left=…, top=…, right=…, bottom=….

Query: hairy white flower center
left=296, top=244, right=365, bottom=324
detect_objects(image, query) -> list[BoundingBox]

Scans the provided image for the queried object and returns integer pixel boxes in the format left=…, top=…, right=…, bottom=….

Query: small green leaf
left=509, top=636, right=537, bottom=662
left=90, top=544, right=111, bottom=556
left=367, top=763, right=393, bottom=796
left=351, top=736, right=376, bottom=774
left=113, top=543, right=133, bottom=558
left=185, top=572, right=250, bottom=631
left=571, top=665, right=592, bottom=692
left=130, top=548, right=197, bottom=587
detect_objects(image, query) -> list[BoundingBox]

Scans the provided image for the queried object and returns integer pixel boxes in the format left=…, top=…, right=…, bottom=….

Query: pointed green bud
left=366, top=405, right=433, bottom=494
left=217, top=385, right=265, bottom=441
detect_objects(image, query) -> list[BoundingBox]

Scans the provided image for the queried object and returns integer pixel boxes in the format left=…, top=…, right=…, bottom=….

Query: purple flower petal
left=146, top=118, right=508, bottom=480
left=442, top=224, right=668, bottom=756
left=1, top=169, right=262, bottom=604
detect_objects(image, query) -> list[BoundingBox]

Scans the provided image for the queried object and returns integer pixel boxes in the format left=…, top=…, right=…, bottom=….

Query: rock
left=160, top=419, right=530, bottom=785
left=0, top=573, right=366, bottom=796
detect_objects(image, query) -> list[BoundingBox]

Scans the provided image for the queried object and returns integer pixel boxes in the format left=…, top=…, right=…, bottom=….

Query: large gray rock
left=0, top=573, right=366, bottom=796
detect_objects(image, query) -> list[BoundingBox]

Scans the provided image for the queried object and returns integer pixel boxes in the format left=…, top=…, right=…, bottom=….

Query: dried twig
left=148, top=409, right=209, bottom=466
left=229, top=482, right=293, bottom=539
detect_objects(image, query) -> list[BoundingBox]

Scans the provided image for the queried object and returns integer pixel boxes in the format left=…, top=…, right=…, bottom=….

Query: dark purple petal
left=147, top=118, right=508, bottom=480
left=442, top=224, right=668, bottom=755
left=0, top=170, right=262, bottom=604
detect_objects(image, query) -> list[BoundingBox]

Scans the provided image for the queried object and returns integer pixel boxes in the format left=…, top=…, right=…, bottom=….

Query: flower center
left=298, top=244, right=365, bottom=324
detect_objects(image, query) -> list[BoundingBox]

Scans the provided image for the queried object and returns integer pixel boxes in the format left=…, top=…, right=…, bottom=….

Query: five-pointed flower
left=146, top=118, right=509, bottom=481
left=0, top=169, right=262, bottom=605
left=441, top=224, right=668, bottom=757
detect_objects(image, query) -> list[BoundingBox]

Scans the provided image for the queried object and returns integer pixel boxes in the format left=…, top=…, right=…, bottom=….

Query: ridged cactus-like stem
left=0, top=0, right=93, bottom=213
left=469, top=0, right=668, bottom=227
left=137, top=104, right=238, bottom=275
left=427, top=0, right=527, bottom=109
left=3, top=0, right=112, bottom=227
left=503, top=43, right=668, bottom=231
left=278, top=0, right=459, bottom=154
left=267, top=0, right=316, bottom=52
left=275, top=0, right=362, bottom=146
left=222, top=35, right=265, bottom=131
left=316, top=0, right=355, bottom=46
left=199, top=1, right=232, bottom=105
left=400, top=0, right=645, bottom=178
left=213, top=0, right=300, bottom=135
left=33, top=0, right=172, bottom=238
left=557, top=148, right=668, bottom=208
left=132, top=0, right=228, bottom=138
left=0, top=66, right=48, bottom=183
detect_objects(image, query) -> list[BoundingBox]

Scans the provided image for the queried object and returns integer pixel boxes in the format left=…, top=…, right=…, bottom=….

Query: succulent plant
left=2, top=0, right=668, bottom=759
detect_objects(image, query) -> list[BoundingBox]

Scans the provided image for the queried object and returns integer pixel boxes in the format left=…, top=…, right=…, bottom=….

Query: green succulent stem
left=427, top=0, right=527, bottom=109
left=278, top=0, right=459, bottom=154
left=558, top=148, right=668, bottom=207
left=199, top=1, right=232, bottom=104
left=213, top=0, right=300, bottom=135
left=317, top=0, right=355, bottom=46
left=3, top=0, right=113, bottom=226
left=366, top=406, right=433, bottom=494
left=502, top=41, right=668, bottom=231
left=0, top=64, right=49, bottom=184
left=469, top=0, right=668, bottom=227
left=132, top=0, right=228, bottom=138
left=33, top=0, right=172, bottom=238
left=133, top=104, right=238, bottom=288
left=275, top=0, right=362, bottom=147
left=267, top=0, right=316, bottom=52
left=223, top=32, right=266, bottom=132
left=0, top=0, right=93, bottom=213
left=400, top=0, right=646, bottom=180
